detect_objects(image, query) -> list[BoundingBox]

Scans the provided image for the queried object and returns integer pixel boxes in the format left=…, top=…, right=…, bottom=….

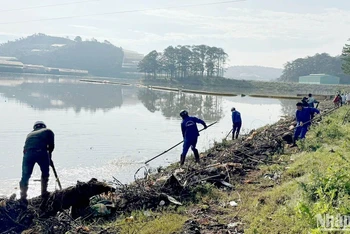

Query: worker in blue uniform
left=180, top=110, right=207, bottom=165
left=231, top=107, right=242, bottom=140
left=293, top=102, right=320, bottom=145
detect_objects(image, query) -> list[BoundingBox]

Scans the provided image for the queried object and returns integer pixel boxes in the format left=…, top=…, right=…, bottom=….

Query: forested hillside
left=0, top=34, right=124, bottom=77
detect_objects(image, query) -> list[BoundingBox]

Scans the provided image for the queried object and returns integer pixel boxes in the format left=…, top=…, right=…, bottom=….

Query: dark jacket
left=24, top=128, right=55, bottom=153
left=302, top=98, right=309, bottom=107
left=181, top=116, right=206, bottom=140
left=295, top=107, right=320, bottom=127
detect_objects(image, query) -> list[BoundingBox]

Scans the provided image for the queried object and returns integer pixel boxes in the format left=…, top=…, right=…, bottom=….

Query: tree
left=162, top=46, right=177, bottom=79
left=139, top=45, right=228, bottom=79
left=215, top=47, right=228, bottom=77
left=279, top=53, right=349, bottom=83
left=74, top=36, right=82, bottom=43
left=177, top=45, right=192, bottom=79
left=342, top=40, right=350, bottom=75
left=192, top=45, right=208, bottom=77
left=205, top=47, right=216, bottom=77
left=138, top=50, right=161, bottom=78
left=139, top=44, right=228, bottom=79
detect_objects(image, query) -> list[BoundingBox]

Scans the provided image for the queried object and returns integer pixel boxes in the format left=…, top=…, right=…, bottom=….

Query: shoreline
left=0, top=101, right=338, bottom=233
left=141, top=78, right=341, bottom=98
left=0, top=73, right=340, bottom=99
left=78, top=78, right=336, bottom=100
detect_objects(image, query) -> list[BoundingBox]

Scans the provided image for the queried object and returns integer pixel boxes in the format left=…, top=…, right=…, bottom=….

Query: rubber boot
left=39, top=177, right=49, bottom=211
left=41, top=177, right=49, bottom=198
left=180, top=154, right=186, bottom=166
left=235, top=133, right=239, bottom=139
left=19, top=182, right=28, bottom=207
left=193, top=149, right=200, bottom=164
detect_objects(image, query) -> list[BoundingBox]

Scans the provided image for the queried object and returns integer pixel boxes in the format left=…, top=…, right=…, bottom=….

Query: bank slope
left=237, top=106, right=350, bottom=233
left=94, top=105, right=349, bottom=234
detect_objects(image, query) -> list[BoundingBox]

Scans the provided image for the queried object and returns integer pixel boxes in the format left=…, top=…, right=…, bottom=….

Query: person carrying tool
left=19, top=121, right=55, bottom=204
left=231, top=107, right=242, bottom=140
left=293, top=103, right=320, bottom=146
left=180, top=110, right=207, bottom=166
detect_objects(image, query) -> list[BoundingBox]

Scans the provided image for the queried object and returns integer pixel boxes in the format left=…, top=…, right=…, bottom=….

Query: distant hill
left=225, top=66, right=283, bottom=81
left=0, top=33, right=125, bottom=77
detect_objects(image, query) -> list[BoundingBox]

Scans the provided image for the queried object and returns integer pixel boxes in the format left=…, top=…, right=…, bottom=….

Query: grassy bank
left=238, top=106, right=350, bottom=233
left=142, top=76, right=347, bottom=96
left=86, top=106, right=350, bottom=234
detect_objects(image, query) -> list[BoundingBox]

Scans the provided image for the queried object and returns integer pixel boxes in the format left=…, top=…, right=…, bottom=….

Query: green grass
left=104, top=211, right=188, bottom=234
left=231, top=106, right=350, bottom=233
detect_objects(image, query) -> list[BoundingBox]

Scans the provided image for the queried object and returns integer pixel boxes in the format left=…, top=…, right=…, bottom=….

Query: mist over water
left=0, top=76, right=296, bottom=197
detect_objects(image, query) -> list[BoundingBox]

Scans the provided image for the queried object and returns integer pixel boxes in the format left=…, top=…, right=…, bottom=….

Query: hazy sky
left=0, top=0, right=350, bottom=68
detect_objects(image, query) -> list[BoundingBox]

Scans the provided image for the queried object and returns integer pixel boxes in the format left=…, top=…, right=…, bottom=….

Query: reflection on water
left=0, top=79, right=123, bottom=112
left=138, top=89, right=223, bottom=121
left=0, top=76, right=297, bottom=197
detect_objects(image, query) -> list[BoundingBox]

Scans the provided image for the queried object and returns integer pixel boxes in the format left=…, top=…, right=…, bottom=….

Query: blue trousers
left=294, top=125, right=309, bottom=141
left=233, top=122, right=242, bottom=139
left=20, top=149, right=50, bottom=187
left=182, top=137, right=198, bottom=156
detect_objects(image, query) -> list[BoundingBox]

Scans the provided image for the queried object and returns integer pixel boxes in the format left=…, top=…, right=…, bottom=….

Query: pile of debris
left=0, top=179, right=114, bottom=234
left=0, top=103, right=338, bottom=233
left=109, top=102, right=338, bottom=213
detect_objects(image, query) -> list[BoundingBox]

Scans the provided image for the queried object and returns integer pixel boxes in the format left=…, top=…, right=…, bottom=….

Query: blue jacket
left=232, top=111, right=242, bottom=124
left=296, top=107, right=320, bottom=126
left=181, top=116, right=206, bottom=140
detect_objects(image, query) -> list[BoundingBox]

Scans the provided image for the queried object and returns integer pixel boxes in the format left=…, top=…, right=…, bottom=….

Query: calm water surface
left=0, top=76, right=296, bottom=197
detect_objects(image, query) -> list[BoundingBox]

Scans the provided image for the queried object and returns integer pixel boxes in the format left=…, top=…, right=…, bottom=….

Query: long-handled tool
left=50, top=158, right=62, bottom=190
left=225, top=129, right=233, bottom=140
left=145, top=121, right=218, bottom=164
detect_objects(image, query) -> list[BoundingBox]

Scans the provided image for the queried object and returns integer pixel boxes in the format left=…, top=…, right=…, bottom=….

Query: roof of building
left=299, top=74, right=340, bottom=78
left=0, top=60, right=23, bottom=66
left=0, top=56, right=18, bottom=61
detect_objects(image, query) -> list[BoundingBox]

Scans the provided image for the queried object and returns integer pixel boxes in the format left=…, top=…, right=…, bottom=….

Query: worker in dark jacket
left=301, top=97, right=309, bottom=107
left=293, top=103, right=320, bottom=145
left=19, top=121, right=55, bottom=203
left=180, top=110, right=207, bottom=165
left=231, top=107, right=242, bottom=140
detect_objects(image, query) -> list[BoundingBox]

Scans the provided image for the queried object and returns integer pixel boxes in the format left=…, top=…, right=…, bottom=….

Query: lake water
left=0, top=76, right=296, bottom=197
